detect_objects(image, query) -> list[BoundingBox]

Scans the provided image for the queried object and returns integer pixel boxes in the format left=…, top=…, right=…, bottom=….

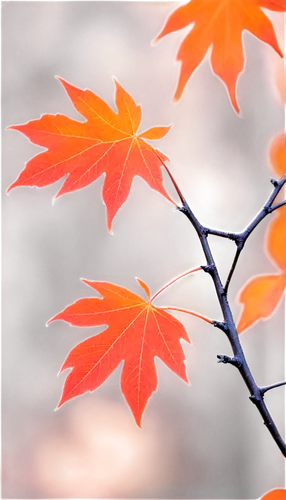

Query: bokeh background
left=2, top=2, right=285, bottom=498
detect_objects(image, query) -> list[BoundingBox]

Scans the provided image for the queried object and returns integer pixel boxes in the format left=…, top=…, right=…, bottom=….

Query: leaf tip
left=172, top=94, right=180, bottom=104
left=151, top=36, right=160, bottom=46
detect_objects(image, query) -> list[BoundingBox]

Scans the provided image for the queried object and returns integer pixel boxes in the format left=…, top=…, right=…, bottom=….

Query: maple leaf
left=153, top=0, right=284, bottom=112
left=7, top=77, right=173, bottom=230
left=48, top=278, right=190, bottom=426
left=237, top=206, right=286, bottom=332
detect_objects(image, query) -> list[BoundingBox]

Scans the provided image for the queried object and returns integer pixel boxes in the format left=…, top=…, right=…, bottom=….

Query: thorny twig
left=172, top=175, right=286, bottom=457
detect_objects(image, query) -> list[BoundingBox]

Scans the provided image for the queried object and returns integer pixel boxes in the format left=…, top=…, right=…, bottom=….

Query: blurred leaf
left=269, top=133, right=286, bottom=177
left=267, top=206, right=286, bottom=271
left=154, top=0, right=285, bottom=112
left=237, top=188, right=285, bottom=333
left=237, top=273, right=285, bottom=332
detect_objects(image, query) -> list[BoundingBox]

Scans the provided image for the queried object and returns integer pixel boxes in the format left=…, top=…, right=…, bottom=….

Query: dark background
left=2, top=2, right=285, bottom=498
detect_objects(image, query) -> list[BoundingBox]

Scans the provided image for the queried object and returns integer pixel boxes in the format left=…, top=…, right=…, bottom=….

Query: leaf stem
left=166, top=168, right=286, bottom=456
left=158, top=306, right=213, bottom=324
left=150, top=266, right=202, bottom=302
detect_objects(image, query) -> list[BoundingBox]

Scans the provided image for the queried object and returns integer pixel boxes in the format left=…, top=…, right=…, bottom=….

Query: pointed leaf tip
left=135, top=277, right=151, bottom=299
left=151, top=37, right=158, bottom=47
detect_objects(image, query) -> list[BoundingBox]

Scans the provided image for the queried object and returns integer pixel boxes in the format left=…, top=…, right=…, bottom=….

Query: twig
left=261, top=381, right=286, bottom=396
left=166, top=169, right=286, bottom=456
left=202, top=174, right=286, bottom=250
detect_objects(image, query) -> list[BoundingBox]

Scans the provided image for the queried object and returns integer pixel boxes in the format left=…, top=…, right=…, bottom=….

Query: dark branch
left=166, top=169, right=286, bottom=456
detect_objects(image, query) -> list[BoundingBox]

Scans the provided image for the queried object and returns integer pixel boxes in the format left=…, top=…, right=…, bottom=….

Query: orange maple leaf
left=7, top=77, right=173, bottom=230
left=154, top=0, right=284, bottom=112
left=237, top=206, right=286, bottom=333
left=48, top=278, right=191, bottom=426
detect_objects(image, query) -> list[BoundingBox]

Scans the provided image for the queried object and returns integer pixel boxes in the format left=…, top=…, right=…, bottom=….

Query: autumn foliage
left=48, top=279, right=191, bottom=426
left=7, top=0, right=285, bottom=469
left=8, top=77, right=173, bottom=230
left=154, top=0, right=284, bottom=112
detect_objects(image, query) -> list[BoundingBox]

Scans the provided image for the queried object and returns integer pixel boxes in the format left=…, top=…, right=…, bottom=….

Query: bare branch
left=172, top=170, right=286, bottom=456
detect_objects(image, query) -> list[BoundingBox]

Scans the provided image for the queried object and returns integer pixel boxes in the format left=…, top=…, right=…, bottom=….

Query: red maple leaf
left=7, top=77, right=173, bottom=230
left=154, top=0, right=285, bottom=112
left=48, top=278, right=191, bottom=426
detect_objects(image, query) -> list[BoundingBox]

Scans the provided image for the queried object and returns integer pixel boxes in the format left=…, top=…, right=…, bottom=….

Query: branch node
left=201, top=264, right=215, bottom=275
left=270, top=177, right=279, bottom=187
left=217, top=354, right=241, bottom=367
left=249, top=394, right=261, bottom=406
left=201, top=224, right=212, bottom=234
left=213, top=321, right=229, bottom=333
left=172, top=205, right=186, bottom=212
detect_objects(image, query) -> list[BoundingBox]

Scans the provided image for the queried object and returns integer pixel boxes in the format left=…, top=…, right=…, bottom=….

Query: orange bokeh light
left=267, top=129, right=286, bottom=179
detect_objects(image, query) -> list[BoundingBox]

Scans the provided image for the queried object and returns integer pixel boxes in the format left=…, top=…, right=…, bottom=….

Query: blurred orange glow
left=267, top=130, right=286, bottom=179
left=260, top=488, right=286, bottom=500
left=266, top=14, right=286, bottom=106
left=236, top=207, right=286, bottom=334
left=33, top=399, right=171, bottom=497
left=264, top=206, right=286, bottom=272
